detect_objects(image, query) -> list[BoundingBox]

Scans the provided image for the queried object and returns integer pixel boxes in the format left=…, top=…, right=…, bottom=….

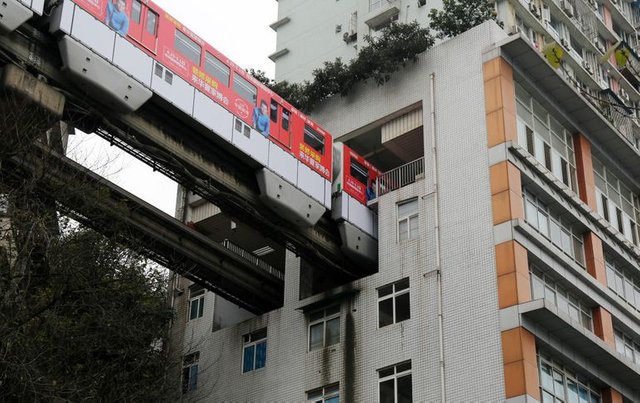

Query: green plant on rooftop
left=429, top=0, right=497, bottom=39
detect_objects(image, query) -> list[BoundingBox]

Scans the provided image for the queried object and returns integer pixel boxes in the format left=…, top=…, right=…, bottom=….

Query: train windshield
left=304, top=125, right=325, bottom=155
left=350, top=158, right=368, bottom=185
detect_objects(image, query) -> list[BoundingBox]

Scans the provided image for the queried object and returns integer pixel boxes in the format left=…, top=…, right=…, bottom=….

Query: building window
left=538, top=352, right=601, bottom=403
left=614, top=328, right=640, bottom=365
left=307, top=383, right=339, bottom=403
left=397, top=198, right=418, bottom=242
left=309, top=305, right=340, bottom=351
left=378, top=278, right=410, bottom=328
left=515, top=82, right=578, bottom=192
left=530, top=266, right=593, bottom=331
left=523, top=189, right=585, bottom=266
left=188, top=284, right=205, bottom=321
left=593, top=156, right=640, bottom=246
left=182, top=352, right=199, bottom=394
left=242, top=328, right=267, bottom=373
left=606, top=256, right=640, bottom=312
left=378, top=361, right=412, bottom=403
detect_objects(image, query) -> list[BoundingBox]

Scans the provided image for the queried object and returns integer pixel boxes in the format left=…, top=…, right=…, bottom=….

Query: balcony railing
left=221, top=239, right=284, bottom=281
left=375, top=157, right=425, bottom=198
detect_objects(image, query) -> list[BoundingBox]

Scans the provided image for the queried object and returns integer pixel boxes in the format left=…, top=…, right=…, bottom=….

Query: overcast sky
left=67, top=0, right=278, bottom=216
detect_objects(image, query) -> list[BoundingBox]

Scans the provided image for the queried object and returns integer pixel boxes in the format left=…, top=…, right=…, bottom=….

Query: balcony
left=373, top=157, right=424, bottom=199
left=365, top=0, right=400, bottom=29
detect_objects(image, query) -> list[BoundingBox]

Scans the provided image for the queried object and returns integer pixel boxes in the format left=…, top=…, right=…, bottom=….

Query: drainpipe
left=430, top=72, right=446, bottom=402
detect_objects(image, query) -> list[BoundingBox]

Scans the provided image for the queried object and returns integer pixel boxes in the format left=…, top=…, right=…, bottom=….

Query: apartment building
left=171, top=0, right=640, bottom=401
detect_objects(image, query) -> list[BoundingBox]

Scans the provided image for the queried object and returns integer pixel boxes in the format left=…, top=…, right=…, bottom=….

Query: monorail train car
left=0, top=0, right=381, bottom=260
left=0, top=0, right=44, bottom=33
left=332, top=143, right=380, bottom=261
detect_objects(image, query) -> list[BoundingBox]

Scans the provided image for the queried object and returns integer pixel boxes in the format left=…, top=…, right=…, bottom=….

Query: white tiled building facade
left=171, top=0, right=640, bottom=401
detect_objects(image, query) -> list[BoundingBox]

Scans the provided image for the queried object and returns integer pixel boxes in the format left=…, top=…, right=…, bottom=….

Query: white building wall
left=274, top=0, right=440, bottom=83
left=178, top=22, right=510, bottom=402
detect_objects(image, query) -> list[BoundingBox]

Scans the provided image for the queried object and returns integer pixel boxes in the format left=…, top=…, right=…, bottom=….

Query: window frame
left=182, top=351, right=199, bottom=394
left=378, top=278, right=411, bottom=328
left=378, top=360, right=412, bottom=403
left=188, top=285, right=205, bottom=321
left=304, top=125, right=325, bottom=156
left=397, top=198, right=419, bottom=242
left=307, top=383, right=339, bottom=403
left=204, top=52, right=230, bottom=87
left=242, top=328, right=267, bottom=373
left=308, top=305, right=341, bottom=352
left=233, top=73, right=257, bottom=105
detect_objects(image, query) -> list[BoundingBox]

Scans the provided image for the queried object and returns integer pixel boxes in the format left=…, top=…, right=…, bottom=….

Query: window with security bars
left=538, top=352, right=601, bottom=403
left=530, top=266, right=592, bottom=332
left=523, top=189, right=585, bottom=266
left=242, top=328, right=267, bottom=373
left=188, top=284, right=205, bottom=321
left=307, top=383, right=339, bottom=403
left=378, top=361, right=412, bottom=403
left=182, top=352, right=199, bottom=394
left=397, top=198, right=418, bottom=242
left=515, top=82, right=578, bottom=193
left=606, top=256, right=640, bottom=313
left=593, top=156, right=640, bottom=246
left=309, top=305, right=340, bottom=351
left=378, top=278, right=410, bottom=328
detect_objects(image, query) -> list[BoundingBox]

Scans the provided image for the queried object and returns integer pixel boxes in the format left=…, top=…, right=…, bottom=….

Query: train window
left=304, top=125, right=325, bottom=155
left=282, top=109, right=290, bottom=131
left=204, top=53, right=230, bottom=87
left=270, top=100, right=278, bottom=123
left=131, top=0, right=142, bottom=24
left=146, top=10, right=158, bottom=36
left=165, top=70, right=173, bottom=84
left=154, top=63, right=163, bottom=78
left=233, top=74, right=257, bottom=105
left=175, top=30, right=202, bottom=65
left=350, top=158, right=368, bottom=185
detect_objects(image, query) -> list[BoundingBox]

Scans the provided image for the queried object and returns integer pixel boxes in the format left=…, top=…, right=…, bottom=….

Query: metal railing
left=375, top=157, right=425, bottom=198
left=221, top=239, right=284, bottom=281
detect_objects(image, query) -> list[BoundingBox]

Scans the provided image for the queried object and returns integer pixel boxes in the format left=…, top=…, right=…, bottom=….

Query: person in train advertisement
left=252, top=100, right=270, bottom=138
left=366, top=178, right=376, bottom=201
left=106, top=0, right=129, bottom=36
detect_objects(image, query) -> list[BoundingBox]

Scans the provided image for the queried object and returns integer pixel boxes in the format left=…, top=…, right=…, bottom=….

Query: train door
left=269, top=99, right=292, bottom=149
left=128, top=0, right=158, bottom=53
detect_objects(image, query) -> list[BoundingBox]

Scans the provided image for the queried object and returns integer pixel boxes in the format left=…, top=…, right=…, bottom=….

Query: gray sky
left=67, top=0, right=278, bottom=216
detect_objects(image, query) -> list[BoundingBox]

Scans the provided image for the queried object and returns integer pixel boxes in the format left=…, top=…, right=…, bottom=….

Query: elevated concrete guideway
left=0, top=22, right=369, bottom=312
left=3, top=143, right=284, bottom=314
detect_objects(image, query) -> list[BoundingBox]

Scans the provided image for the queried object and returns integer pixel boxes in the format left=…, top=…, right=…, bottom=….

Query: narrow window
left=270, top=100, right=279, bottom=123
left=282, top=108, right=291, bottom=131
left=397, top=198, right=418, bottom=242
left=188, top=284, right=205, bottom=321
left=182, top=352, right=199, bottom=394
left=175, top=30, right=201, bottom=65
left=204, top=52, right=230, bottom=86
left=146, top=10, right=158, bottom=35
left=242, top=328, right=267, bottom=373
left=131, top=0, right=142, bottom=24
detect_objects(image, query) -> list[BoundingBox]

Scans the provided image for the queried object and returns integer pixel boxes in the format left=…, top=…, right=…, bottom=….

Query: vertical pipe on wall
left=430, top=72, right=446, bottom=402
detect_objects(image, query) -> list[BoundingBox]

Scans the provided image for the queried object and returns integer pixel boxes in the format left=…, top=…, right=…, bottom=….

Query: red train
left=4, top=0, right=381, bottom=260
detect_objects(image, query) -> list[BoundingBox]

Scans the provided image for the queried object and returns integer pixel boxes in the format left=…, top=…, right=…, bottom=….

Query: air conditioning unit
left=560, top=38, right=570, bottom=49
left=620, top=88, right=630, bottom=102
left=343, top=30, right=357, bottom=43
left=561, top=0, right=574, bottom=17
left=509, top=25, right=522, bottom=35
left=417, top=0, right=426, bottom=7
left=541, top=5, right=551, bottom=22
left=582, top=60, right=593, bottom=75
